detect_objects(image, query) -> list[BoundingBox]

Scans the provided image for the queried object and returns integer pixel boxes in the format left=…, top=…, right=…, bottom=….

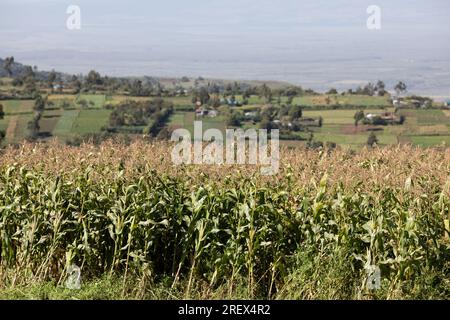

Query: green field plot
left=53, top=110, right=80, bottom=137
left=109, top=95, right=152, bottom=105
left=313, top=131, right=397, bottom=147
left=180, top=112, right=196, bottom=133
left=246, top=96, right=265, bottom=104
left=304, top=108, right=394, bottom=126
left=71, top=109, right=111, bottom=135
left=313, top=133, right=369, bottom=146
left=167, top=112, right=185, bottom=127
left=375, top=132, right=399, bottom=145
left=292, top=94, right=391, bottom=107
left=10, top=114, right=33, bottom=142
left=314, top=124, right=343, bottom=134
left=0, top=116, right=9, bottom=131
left=76, top=94, right=106, bottom=109
left=303, top=110, right=353, bottom=125
left=168, top=112, right=228, bottom=139
left=337, top=95, right=391, bottom=107
left=39, top=109, right=63, bottom=135
left=409, top=135, right=450, bottom=147
left=198, top=116, right=227, bottom=136
left=1, top=100, right=34, bottom=115
left=416, top=109, right=450, bottom=125
left=48, top=94, right=77, bottom=103
left=168, top=96, right=193, bottom=106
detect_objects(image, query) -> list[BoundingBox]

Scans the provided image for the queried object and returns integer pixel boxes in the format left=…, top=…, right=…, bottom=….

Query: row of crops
left=0, top=142, right=449, bottom=299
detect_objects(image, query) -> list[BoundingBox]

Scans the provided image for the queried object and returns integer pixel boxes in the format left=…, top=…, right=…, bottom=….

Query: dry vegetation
left=0, top=141, right=449, bottom=299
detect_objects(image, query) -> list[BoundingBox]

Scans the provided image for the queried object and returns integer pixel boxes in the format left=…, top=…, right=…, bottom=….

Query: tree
left=226, top=112, right=241, bottom=127
left=362, top=83, right=376, bottom=96
left=288, top=105, right=302, bottom=120
left=77, top=99, right=89, bottom=109
left=3, top=56, right=14, bottom=77
left=376, top=80, right=386, bottom=96
left=71, top=75, right=82, bottom=93
left=259, top=84, right=272, bottom=103
left=86, top=70, right=102, bottom=87
left=192, top=87, right=210, bottom=105
left=130, top=80, right=144, bottom=96
left=48, top=70, right=57, bottom=89
left=27, top=111, right=42, bottom=140
left=259, top=116, right=274, bottom=130
left=0, top=103, right=4, bottom=120
left=327, top=88, right=338, bottom=95
left=242, top=88, right=252, bottom=100
left=33, top=95, right=46, bottom=112
left=367, top=132, right=378, bottom=147
left=354, top=110, right=365, bottom=126
left=23, top=65, right=35, bottom=79
left=286, top=95, right=294, bottom=105
left=60, top=100, right=71, bottom=110
left=23, top=65, right=37, bottom=95
left=394, top=81, right=407, bottom=96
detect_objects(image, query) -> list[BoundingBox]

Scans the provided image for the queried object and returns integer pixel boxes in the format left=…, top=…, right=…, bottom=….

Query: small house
left=196, top=108, right=218, bottom=118
left=195, top=108, right=208, bottom=117
left=208, top=110, right=218, bottom=117
left=364, top=112, right=402, bottom=125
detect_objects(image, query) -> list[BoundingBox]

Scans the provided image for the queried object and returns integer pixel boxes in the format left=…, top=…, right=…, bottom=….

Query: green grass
left=313, top=131, right=397, bottom=147
left=0, top=116, right=9, bottom=132
left=313, top=133, right=369, bottom=145
left=0, top=276, right=127, bottom=300
left=247, top=96, right=265, bottom=104
left=71, top=109, right=111, bottom=135
left=1, top=100, right=34, bottom=115
left=76, top=94, right=106, bottom=109
left=39, top=113, right=62, bottom=134
left=409, top=135, right=450, bottom=147
left=167, top=112, right=185, bottom=127
left=416, top=109, right=450, bottom=125
left=303, top=109, right=393, bottom=125
left=199, top=116, right=227, bottom=131
left=315, top=124, right=344, bottom=134
left=12, top=114, right=33, bottom=142
left=53, top=110, right=81, bottom=137
left=292, top=95, right=391, bottom=107
left=166, top=96, right=193, bottom=106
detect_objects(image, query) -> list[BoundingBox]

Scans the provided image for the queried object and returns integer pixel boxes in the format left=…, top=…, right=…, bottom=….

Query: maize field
left=0, top=141, right=449, bottom=299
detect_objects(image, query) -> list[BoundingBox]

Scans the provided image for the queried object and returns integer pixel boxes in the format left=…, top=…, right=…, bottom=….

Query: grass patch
left=76, top=94, right=106, bottom=109
left=409, top=135, right=450, bottom=147
left=416, top=109, right=450, bottom=125
left=1, top=100, right=34, bottom=115
left=71, top=109, right=111, bottom=135
left=53, top=110, right=80, bottom=137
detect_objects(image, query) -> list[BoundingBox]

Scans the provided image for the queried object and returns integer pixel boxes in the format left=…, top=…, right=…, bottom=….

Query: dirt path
left=5, top=116, right=18, bottom=140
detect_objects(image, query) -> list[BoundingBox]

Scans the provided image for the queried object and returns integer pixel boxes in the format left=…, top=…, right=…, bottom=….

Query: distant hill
left=1, top=57, right=295, bottom=90
left=0, top=57, right=61, bottom=80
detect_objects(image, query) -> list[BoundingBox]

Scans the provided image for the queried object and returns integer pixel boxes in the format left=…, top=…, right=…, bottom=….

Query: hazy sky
left=1, top=0, right=450, bottom=94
